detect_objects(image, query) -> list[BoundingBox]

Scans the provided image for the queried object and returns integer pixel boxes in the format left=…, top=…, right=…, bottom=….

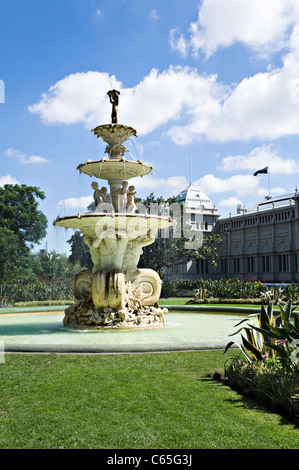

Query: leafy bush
left=0, top=278, right=74, bottom=304
left=162, top=279, right=299, bottom=303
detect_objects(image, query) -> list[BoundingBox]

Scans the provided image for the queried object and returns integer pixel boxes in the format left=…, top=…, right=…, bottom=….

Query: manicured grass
left=0, top=351, right=298, bottom=449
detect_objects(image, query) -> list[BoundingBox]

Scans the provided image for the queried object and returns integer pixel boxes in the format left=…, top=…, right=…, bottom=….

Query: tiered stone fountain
left=54, top=90, right=173, bottom=329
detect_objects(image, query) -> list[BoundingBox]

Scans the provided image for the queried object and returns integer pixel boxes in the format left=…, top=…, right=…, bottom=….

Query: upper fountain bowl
left=77, top=158, right=153, bottom=181
left=92, top=123, right=137, bottom=144
left=91, top=123, right=137, bottom=160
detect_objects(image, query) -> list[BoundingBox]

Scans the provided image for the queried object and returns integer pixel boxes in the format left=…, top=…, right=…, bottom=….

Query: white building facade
left=165, top=185, right=299, bottom=283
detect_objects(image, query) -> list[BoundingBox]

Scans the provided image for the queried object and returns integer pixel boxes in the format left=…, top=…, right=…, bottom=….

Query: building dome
left=177, top=183, right=218, bottom=213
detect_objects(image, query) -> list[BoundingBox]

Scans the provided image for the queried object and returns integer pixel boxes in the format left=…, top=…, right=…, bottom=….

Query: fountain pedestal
left=54, top=91, right=173, bottom=329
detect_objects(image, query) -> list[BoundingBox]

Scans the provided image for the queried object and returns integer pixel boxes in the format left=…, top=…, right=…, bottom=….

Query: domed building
left=176, top=183, right=220, bottom=232
left=164, top=182, right=220, bottom=279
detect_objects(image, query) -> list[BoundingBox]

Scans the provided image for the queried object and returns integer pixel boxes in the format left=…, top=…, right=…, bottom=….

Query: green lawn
left=0, top=351, right=298, bottom=449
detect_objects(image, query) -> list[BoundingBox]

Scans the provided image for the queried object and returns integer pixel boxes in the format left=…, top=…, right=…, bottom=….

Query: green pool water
left=0, top=311, right=244, bottom=353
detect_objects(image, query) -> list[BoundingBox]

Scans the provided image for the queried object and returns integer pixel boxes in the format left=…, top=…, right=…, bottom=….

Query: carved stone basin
left=77, top=159, right=153, bottom=180
left=54, top=212, right=172, bottom=238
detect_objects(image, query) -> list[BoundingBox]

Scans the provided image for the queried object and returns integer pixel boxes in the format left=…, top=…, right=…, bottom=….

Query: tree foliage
left=67, top=230, right=92, bottom=269
left=0, top=184, right=48, bottom=283
left=0, top=184, right=47, bottom=247
left=33, top=249, right=82, bottom=280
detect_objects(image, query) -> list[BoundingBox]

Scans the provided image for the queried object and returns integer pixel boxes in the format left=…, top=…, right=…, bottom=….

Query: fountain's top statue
left=107, top=89, right=120, bottom=124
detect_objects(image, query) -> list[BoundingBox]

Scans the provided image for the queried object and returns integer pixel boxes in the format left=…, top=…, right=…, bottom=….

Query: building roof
left=176, top=183, right=219, bottom=213
left=248, top=193, right=296, bottom=212
left=218, top=191, right=297, bottom=224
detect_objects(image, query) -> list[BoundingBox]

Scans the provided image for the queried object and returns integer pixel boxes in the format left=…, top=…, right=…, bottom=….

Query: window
left=234, top=258, right=240, bottom=273
left=197, top=259, right=208, bottom=274
left=262, top=256, right=271, bottom=273
left=279, top=254, right=289, bottom=272
left=247, top=257, right=254, bottom=272
left=191, top=208, right=196, bottom=223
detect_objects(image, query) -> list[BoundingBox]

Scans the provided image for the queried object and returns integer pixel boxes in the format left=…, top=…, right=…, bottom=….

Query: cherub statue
left=127, top=185, right=137, bottom=213
left=91, top=181, right=102, bottom=207
left=99, top=186, right=111, bottom=204
left=107, top=89, right=120, bottom=124
left=111, top=181, right=128, bottom=213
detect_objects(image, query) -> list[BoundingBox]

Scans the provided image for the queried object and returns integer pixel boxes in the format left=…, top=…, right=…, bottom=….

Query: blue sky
left=1, top=0, right=299, bottom=254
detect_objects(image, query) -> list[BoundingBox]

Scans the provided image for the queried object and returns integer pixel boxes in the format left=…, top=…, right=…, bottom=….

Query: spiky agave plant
left=224, top=300, right=299, bottom=368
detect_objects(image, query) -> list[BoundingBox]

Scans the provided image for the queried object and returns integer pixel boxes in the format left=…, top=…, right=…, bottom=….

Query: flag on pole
left=253, top=166, right=268, bottom=176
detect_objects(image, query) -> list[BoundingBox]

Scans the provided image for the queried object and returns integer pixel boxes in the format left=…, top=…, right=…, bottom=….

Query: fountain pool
left=0, top=308, right=244, bottom=353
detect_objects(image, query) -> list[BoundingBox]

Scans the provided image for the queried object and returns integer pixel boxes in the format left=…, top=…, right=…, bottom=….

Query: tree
left=0, top=184, right=48, bottom=283
left=0, top=184, right=47, bottom=247
left=0, top=228, right=35, bottom=282
left=33, top=249, right=82, bottom=280
left=67, top=230, right=92, bottom=270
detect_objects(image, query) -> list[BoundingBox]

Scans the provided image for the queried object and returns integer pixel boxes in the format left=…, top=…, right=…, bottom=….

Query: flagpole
left=268, top=166, right=270, bottom=197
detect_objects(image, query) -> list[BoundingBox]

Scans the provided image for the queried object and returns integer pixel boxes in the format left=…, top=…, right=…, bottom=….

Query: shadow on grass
left=201, top=375, right=299, bottom=429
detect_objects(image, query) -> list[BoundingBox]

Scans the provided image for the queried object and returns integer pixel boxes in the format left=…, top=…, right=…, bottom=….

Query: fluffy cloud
left=218, top=196, right=243, bottom=208
left=169, top=28, right=189, bottom=58
left=28, top=67, right=227, bottom=138
left=28, top=72, right=122, bottom=126
left=57, top=196, right=93, bottom=210
left=28, top=14, right=299, bottom=145
left=0, top=174, right=19, bottom=186
left=194, top=173, right=260, bottom=197
left=179, top=0, right=299, bottom=58
left=218, top=145, right=299, bottom=174
left=5, top=147, right=48, bottom=164
left=132, top=175, right=188, bottom=195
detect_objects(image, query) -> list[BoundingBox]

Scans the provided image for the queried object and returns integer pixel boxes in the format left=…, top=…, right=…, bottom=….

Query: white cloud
left=169, top=28, right=189, bottom=58
left=96, top=9, right=102, bottom=17
left=256, top=186, right=285, bottom=197
left=149, top=9, right=159, bottom=21
left=186, top=0, right=299, bottom=58
left=194, top=173, right=260, bottom=197
left=218, top=196, right=243, bottom=208
left=0, top=175, right=19, bottom=186
left=27, top=34, right=299, bottom=144
left=218, top=145, right=299, bottom=174
left=28, top=72, right=122, bottom=126
left=28, top=67, right=227, bottom=138
left=132, top=175, right=188, bottom=195
left=57, top=196, right=93, bottom=210
left=5, top=147, right=48, bottom=164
